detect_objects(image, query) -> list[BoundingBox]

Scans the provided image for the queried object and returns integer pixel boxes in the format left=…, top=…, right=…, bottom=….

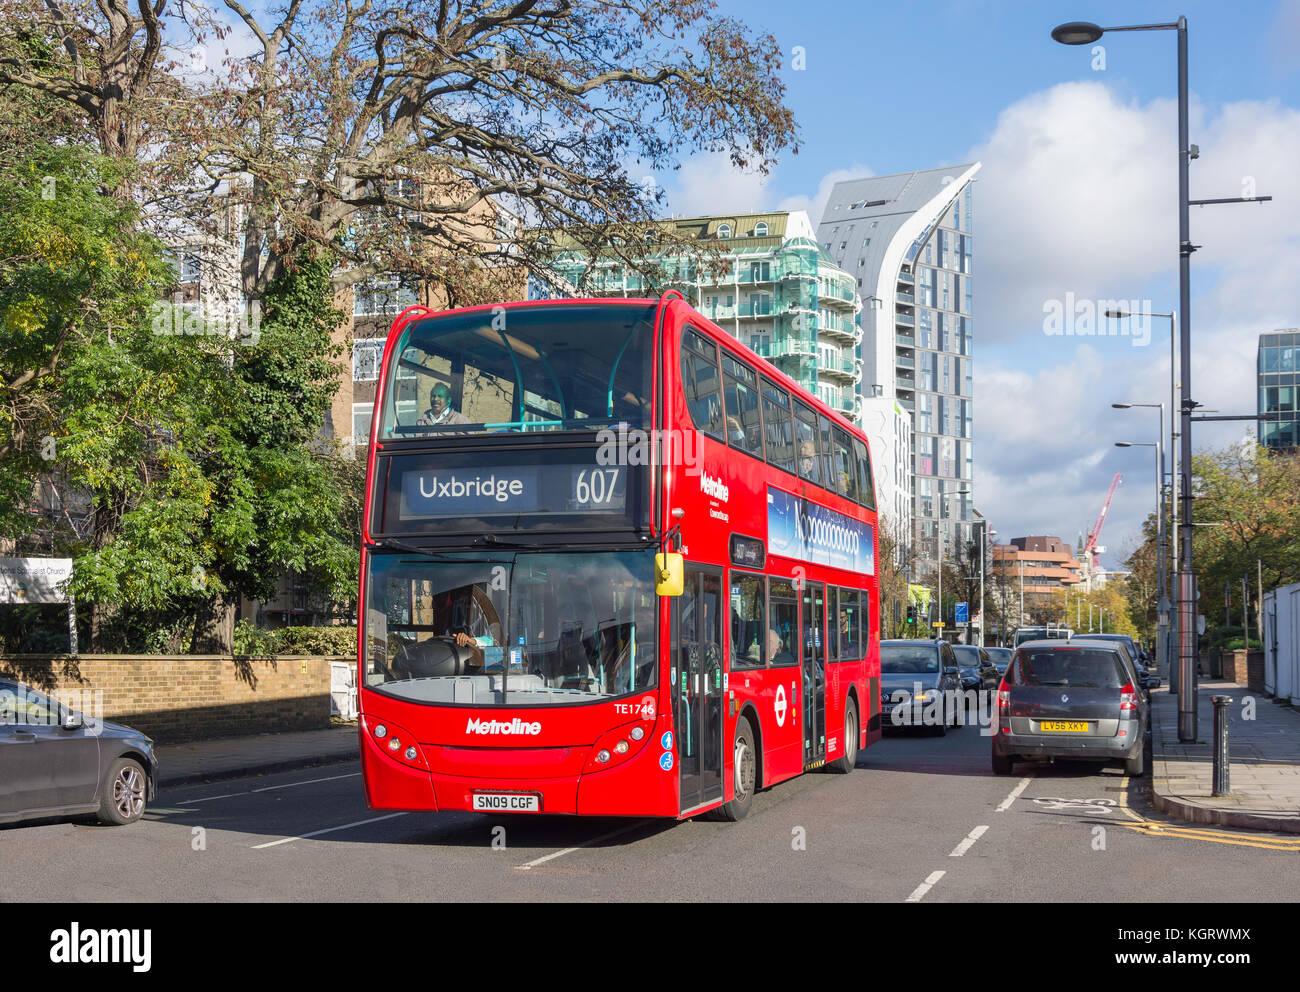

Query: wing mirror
left=655, top=552, right=684, bottom=597
left=62, top=710, right=84, bottom=731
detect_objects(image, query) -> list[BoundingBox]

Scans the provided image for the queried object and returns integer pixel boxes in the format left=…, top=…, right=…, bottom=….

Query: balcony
left=895, top=313, right=916, bottom=328
left=896, top=270, right=915, bottom=285
left=896, top=291, right=916, bottom=307
left=896, top=333, right=916, bottom=348
left=895, top=355, right=915, bottom=370
left=818, top=358, right=861, bottom=386
left=737, top=300, right=774, bottom=318
left=897, top=373, right=916, bottom=390
left=817, top=313, right=861, bottom=345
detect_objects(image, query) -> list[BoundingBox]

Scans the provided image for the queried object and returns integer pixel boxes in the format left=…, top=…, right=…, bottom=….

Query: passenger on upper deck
left=416, top=382, right=470, bottom=428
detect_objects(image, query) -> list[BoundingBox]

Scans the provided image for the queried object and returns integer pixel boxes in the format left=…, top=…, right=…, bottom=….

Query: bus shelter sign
left=766, top=488, right=874, bottom=575
left=0, top=557, right=73, bottom=604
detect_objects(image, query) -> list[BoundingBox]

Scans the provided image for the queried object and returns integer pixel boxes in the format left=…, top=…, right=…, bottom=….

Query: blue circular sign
left=660, top=731, right=673, bottom=750
left=659, top=752, right=674, bottom=771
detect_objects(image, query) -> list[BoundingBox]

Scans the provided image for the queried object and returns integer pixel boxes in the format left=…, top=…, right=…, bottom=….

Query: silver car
left=992, top=639, right=1149, bottom=776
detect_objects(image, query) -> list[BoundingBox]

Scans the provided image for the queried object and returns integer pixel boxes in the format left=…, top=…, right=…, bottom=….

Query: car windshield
left=1008, top=648, right=1125, bottom=689
left=881, top=644, right=939, bottom=674
left=379, top=302, right=656, bottom=438
left=951, top=646, right=982, bottom=666
left=364, top=549, right=657, bottom=706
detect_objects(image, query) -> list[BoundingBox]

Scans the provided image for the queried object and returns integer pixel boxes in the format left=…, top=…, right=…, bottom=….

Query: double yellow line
left=1120, top=820, right=1300, bottom=851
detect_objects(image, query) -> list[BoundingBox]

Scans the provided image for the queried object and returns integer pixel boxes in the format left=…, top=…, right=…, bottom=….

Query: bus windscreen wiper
left=373, top=538, right=457, bottom=558
left=476, top=534, right=546, bottom=549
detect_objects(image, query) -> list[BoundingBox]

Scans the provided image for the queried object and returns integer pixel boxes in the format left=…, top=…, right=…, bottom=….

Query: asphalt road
left=5, top=720, right=1298, bottom=902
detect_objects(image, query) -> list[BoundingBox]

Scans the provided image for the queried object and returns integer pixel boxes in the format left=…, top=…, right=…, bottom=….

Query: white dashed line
left=996, top=777, right=1032, bottom=812
left=949, top=825, right=988, bottom=857
left=904, top=870, right=946, bottom=903
left=251, top=812, right=408, bottom=849
left=515, top=821, right=647, bottom=870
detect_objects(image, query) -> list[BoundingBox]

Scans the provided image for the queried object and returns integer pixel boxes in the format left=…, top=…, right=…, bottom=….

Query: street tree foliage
left=0, top=142, right=356, bottom=652
left=1, top=0, right=799, bottom=301
left=1124, top=443, right=1300, bottom=645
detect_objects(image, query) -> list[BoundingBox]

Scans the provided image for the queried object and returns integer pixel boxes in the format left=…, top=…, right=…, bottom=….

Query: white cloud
left=662, top=152, right=773, bottom=217
left=967, top=81, right=1300, bottom=565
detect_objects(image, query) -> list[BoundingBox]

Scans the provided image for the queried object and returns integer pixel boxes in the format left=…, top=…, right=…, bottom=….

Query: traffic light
left=906, top=605, right=916, bottom=625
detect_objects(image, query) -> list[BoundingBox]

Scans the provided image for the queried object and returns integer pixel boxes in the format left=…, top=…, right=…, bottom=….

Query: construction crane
left=1082, top=473, right=1122, bottom=574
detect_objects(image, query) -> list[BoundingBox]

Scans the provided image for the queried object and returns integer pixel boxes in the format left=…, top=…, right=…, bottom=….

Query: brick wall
left=0, top=654, right=346, bottom=743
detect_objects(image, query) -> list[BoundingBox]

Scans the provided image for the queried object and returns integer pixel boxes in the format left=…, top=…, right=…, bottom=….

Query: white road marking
left=949, top=825, right=988, bottom=857
left=183, top=772, right=361, bottom=804
left=995, top=777, right=1031, bottom=812
left=515, top=821, right=647, bottom=870
left=251, top=812, right=408, bottom=849
left=904, top=870, right=946, bottom=903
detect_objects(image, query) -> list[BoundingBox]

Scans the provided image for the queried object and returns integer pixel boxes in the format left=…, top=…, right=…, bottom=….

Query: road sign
left=932, top=621, right=945, bottom=628
left=955, top=602, right=969, bottom=623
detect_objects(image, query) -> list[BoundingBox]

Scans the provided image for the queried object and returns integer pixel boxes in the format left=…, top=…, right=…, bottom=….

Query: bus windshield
left=364, top=549, right=657, bottom=706
left=380, top=302, right=657, bottom=438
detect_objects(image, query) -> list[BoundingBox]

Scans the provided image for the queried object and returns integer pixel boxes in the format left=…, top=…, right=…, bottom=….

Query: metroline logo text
left=466, top=717, right=542, bottom=735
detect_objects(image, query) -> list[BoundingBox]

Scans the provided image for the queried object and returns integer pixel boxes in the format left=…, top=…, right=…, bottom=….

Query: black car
left=951, top=644, right=1000, bottom=694
left=0, top=680, right=158, bottom=826
left=985, top=646, right=1013, bottom=676
left=992, top=639, right=1150, bottom=777
left=880, top=639, right=963, bottom=735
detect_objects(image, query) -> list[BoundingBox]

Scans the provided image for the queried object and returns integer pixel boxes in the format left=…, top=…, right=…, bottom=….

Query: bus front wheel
left=716, top=715, right=757, bottom=822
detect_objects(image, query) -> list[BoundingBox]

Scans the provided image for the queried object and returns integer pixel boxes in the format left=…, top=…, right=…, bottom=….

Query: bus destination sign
left=399, top=463, right=626, bottom=519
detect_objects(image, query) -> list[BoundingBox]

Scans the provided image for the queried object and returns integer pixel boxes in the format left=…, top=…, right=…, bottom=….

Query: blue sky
left=661, top=0, right=1300, bottom=567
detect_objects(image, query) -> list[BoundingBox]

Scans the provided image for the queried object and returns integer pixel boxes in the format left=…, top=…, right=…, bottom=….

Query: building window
left=352, top=338, right=384, bottom=381
left=717, top=224, right=732, bottom=239
left=354, top=276, right=417, bottom=316
left=351, top=403, right=373, bottom=445
left=754, top=222, right=768, bottom=237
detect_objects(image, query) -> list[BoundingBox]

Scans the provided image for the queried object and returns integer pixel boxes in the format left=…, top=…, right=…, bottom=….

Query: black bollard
left=1211, top=695, right=1232, bottom=797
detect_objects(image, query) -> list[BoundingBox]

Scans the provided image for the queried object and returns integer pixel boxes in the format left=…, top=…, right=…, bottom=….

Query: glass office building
left=1258, top=330, right=1300, bottom=450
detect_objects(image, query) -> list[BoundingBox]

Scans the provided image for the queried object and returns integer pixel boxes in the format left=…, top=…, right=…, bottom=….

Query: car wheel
left=1125, top=742, right=1147, bottom=777
left=97, top=757, right=148, bottom=826
left=992, top=751, right=1014, bottom=776
left=715, top=715, right=757, bottom=821
left=830, top=699, right=858, bottom=774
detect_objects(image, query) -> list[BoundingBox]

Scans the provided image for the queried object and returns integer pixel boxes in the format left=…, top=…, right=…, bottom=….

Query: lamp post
left=937, top=489, right=970, bottom=640
left=1115, top=413, right=1170, bottom=680
left=1054, top=16, right=1202, bottom=738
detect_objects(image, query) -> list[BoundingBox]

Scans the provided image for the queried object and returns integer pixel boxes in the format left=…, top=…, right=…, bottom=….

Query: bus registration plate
left=472, top=792, right=541, bottom=812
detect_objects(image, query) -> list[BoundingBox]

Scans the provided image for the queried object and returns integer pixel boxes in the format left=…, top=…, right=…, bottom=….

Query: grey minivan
left=992, top=639, right=1149, bottom=776
left=880, top=639, right=963, bottom=735
left=0, top=680, right=158, bottom=826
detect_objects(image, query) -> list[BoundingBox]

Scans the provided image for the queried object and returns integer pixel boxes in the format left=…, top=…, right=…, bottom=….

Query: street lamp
left=1055, top=15, right=1199, bottom=739
left=937, top=489, right=970, bottom=640
left=1114, top=407, right=1171, bottom=681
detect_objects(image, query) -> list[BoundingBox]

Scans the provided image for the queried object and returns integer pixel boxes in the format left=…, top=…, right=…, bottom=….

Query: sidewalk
left=155, top=724, right=359, bottom=788
left=1150, top=680, right=1300, bottom=833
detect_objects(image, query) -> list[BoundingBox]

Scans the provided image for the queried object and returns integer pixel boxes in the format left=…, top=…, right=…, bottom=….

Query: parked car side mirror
left=943, top=667, right=959, bottom=676
left=61, top=710, right=84, bottom=731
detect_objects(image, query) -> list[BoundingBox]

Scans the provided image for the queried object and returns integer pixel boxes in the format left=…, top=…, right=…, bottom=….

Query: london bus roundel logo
left=775, top=685, right=788, bottom=727
left=639, top=696, right=655, bottom=721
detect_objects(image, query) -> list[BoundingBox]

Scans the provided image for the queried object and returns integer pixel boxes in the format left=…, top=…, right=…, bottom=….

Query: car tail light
left=1119, top=682, right=1137, bottom=715
left=996, top=678, right=1011, bottom=734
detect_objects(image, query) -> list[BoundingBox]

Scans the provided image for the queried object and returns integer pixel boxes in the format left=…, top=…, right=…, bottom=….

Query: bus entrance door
left=801, top=583, right=827, bottom=769
left=672, top=566, right=724, bottom=813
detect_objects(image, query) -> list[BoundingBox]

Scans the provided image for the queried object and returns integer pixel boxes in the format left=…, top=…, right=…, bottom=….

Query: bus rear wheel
left=829, top=699, right=858, bottom=774
left=716, top=715, right=756, bottom=822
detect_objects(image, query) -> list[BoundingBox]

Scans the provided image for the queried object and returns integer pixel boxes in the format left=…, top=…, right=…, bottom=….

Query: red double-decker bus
left=358, top=293, right=881, bottom=820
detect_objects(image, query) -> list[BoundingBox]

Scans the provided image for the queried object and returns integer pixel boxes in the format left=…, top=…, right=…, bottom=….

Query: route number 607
left=575, top=469, right=620, bottom=506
